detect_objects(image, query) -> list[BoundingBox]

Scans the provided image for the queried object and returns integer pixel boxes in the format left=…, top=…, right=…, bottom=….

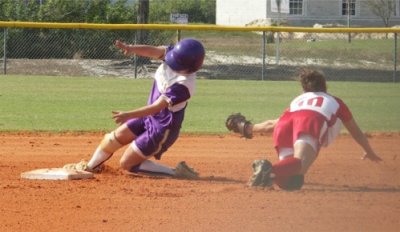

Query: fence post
left=275, top=31, right=280, bottom=65
left=3, top=28, right=7, bottom=75
left=394, top=33, right=397, bottom=83
left=134, top=31, right=138, bottom=79
left=262, top=31, right=266, bottom=81
left=177, top=29, right=181, bottom=42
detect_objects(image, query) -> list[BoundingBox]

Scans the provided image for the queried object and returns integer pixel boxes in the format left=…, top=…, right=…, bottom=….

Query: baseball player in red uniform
left=228, top=68, right=381, bottom=190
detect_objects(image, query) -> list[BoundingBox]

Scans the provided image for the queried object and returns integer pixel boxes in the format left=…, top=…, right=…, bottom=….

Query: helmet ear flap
left=165, top=38, right=205, bottom=74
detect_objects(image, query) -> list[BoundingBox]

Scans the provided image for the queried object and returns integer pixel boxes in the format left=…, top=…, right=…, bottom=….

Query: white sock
left=87, top=147, right=112, bottom=169
left=131, top=160, right=175, bottom=176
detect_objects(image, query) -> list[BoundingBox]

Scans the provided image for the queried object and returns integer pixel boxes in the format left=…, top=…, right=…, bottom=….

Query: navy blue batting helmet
left=165, top=38, right=205, bottom=74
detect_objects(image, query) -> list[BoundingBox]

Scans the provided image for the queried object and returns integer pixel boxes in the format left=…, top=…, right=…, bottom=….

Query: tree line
left=0, top=0, right=216, bottom=59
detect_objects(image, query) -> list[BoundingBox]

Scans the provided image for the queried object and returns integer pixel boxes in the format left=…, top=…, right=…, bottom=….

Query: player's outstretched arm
left=343, top=118, right=382, bottom=162
left=112, top=97, right=169, bottom=125
left=225, top=113, right=278, bottom=138
left=251, top=119, right=278, bottom=135
left=114, top=40, right=166, bottom=60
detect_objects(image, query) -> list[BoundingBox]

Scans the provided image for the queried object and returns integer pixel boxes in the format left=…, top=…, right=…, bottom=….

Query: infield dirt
left=1, top=132, right=399, bottom=232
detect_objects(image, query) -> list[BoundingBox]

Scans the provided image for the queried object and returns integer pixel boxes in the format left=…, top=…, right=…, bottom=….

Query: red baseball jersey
left=273, top=92, right=353, bottom=150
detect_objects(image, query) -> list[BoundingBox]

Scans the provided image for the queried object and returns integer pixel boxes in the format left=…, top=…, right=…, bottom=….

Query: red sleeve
left=334, top=97, right=353, bottom=122
left=281, top=107, right=290, bottom=115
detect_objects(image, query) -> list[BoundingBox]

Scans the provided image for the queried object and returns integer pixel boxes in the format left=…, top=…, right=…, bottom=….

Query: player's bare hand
left=112, top=111, right=130, bottom=125
left=362, top=151, right=382, bottom=162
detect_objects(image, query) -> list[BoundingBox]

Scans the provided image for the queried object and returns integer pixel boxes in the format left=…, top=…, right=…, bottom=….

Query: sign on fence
left=170, top=13, right=188, bottom=24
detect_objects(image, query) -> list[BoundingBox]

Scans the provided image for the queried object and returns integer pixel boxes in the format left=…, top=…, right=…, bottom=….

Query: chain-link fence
left=1, top=25, right=399, bottom=82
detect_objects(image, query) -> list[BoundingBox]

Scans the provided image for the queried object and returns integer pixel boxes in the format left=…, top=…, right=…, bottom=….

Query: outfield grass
left=183, top=30, right=395, bottom=63
left=0, top=75, right=399, bottom=133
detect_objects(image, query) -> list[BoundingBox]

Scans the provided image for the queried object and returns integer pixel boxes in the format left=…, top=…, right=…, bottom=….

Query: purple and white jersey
left=154, top=63, right=196, bottom=112
left=147, top=62, right=196, bottom=128
left=127, top=62, right=196, bottom=159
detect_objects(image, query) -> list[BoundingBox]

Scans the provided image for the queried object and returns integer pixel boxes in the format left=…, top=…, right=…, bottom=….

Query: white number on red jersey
left=290, top=92, right=340, bottom=120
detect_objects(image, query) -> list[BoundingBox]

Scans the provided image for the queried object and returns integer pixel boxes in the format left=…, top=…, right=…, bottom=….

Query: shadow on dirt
left=126, top=172, right=243, bottom=184
left=305, top=182, right=400, bottom=192
left=197, top=175, right=244, bottom=184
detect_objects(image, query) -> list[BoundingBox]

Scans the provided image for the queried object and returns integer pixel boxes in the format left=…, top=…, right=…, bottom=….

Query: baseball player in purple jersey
left=65, top=38, right=205, bottom=178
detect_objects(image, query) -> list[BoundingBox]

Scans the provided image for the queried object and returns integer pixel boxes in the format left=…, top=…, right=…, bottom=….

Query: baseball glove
left=225, top=113, right=253, bottom=139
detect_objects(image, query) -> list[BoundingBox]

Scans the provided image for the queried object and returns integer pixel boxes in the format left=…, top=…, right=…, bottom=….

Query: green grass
left=277, top=39, right=395, bottom=62
left=183, top=30, right=395, bottom=62
left=0, top=76, right=150, bottom=131
left=0, top=75, right=399, bottom=133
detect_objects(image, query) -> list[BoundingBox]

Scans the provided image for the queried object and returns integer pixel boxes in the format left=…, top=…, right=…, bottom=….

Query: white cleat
left=63, top=160, right=103, bottom=173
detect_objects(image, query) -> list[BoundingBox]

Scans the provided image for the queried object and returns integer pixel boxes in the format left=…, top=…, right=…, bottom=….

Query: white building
left=216, top=0, right=400, bottom=27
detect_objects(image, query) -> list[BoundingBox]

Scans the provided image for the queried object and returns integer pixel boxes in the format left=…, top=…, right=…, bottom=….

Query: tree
left=366, top=0, right=396, bottom=27
left=137, top=0, right=149, bottom=44
left=149, top=0, right=215, bottom=24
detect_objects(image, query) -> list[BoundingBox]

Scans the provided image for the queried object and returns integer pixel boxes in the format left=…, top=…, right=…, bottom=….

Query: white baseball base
left=21, top=168, right=94, bottom=180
